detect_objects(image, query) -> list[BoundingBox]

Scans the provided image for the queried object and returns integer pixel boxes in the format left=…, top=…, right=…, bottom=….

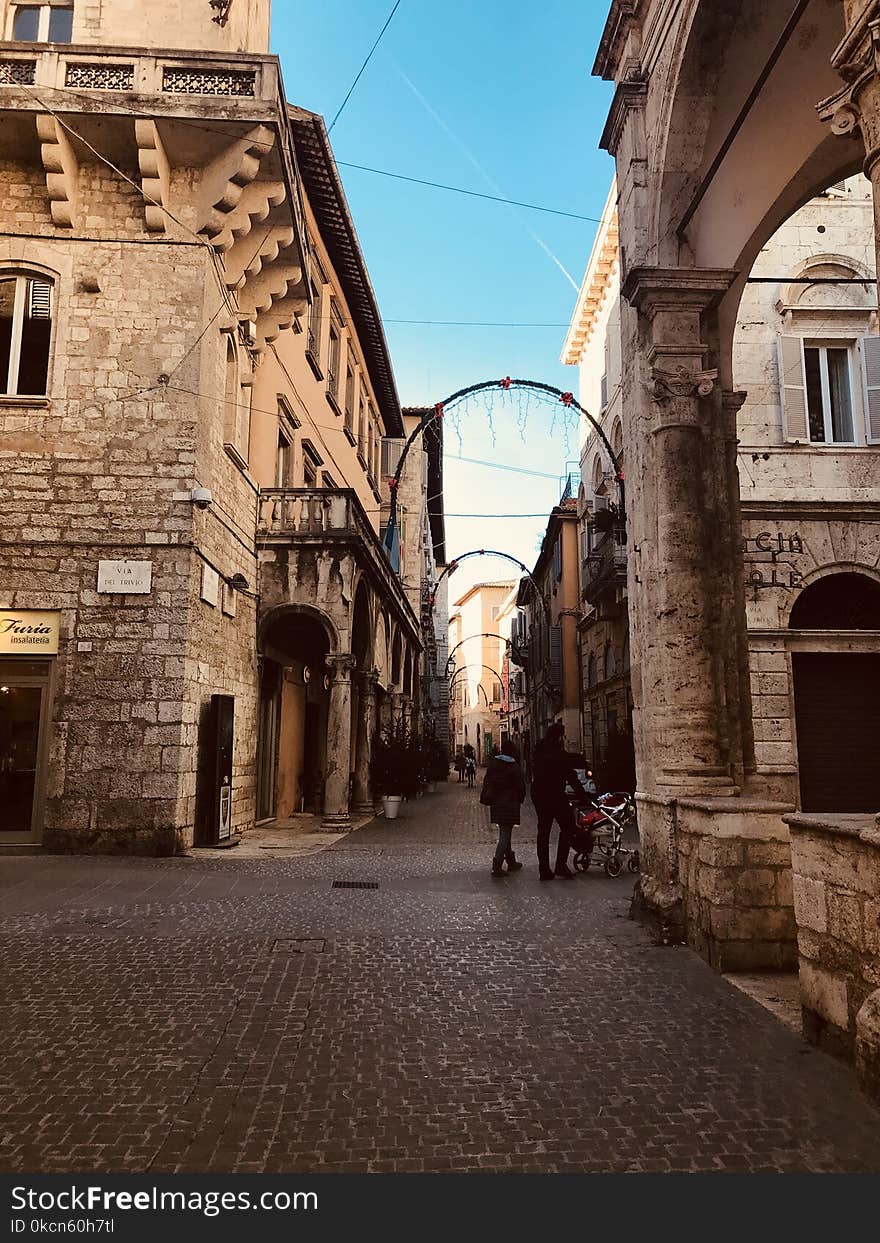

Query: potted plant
left=370, top=722, right=411, bottom=819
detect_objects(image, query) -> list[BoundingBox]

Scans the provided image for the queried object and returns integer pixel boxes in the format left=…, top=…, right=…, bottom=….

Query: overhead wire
left=328, top=0, right=403, bottom=134
left=22, top=78, right=596, bottom=224
left=335, top=162, right=603, bottom=223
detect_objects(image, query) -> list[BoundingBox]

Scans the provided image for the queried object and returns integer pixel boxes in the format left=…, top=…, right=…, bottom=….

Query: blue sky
left=273, top=1, right=615, bottom=584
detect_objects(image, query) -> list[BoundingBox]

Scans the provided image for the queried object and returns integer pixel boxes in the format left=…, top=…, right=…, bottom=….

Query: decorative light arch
left=430, top=548, right=547, bottom=617
left=445, top=632, right=509, bottom=679
left=448, top=663, right=505, bottom=691
left=383, top=377, right=625, bottom=566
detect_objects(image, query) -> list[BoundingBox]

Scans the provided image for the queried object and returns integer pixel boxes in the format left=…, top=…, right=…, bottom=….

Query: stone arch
left=350, top=578, right=374, bottom=671
left=645, top=0, right=863, bottom=385
left=390, top=627, right=403, bottom=688
left=787, top=567, right=880, bottom=630
left=780, top=251, right=876, bottom=312
left=374, top=613, right=390, bottom=687
left=258, top=602, right=339, bottom=654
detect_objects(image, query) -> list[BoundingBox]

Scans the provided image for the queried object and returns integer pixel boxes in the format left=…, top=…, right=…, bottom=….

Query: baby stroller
left=568, top=790, right=639, bottom=878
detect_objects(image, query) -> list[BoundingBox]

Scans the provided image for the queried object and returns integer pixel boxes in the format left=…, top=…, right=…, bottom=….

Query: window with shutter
left=777, top=335, right=809, bottom=442
left=859, top=335, right=880, bottom=444
left=0, top=273, right=53, bottom=396
left=548, top=625, right=562, bottom=688
left=381, top=438, right=404, bottom=478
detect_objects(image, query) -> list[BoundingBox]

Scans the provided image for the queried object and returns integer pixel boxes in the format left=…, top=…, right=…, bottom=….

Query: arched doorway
left=257, top=607, right=334, bottom=820
left=790, top=572, right=880, bottom=812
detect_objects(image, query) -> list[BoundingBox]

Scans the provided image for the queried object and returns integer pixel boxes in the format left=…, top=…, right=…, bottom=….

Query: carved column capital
left=819, top=11, right=880, bottom=167
left=647, top=365, right=719, bottom=403
left=325, top=653, right=357, bottom=683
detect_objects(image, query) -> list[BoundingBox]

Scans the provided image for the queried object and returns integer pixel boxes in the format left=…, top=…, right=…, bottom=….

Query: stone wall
left=0, top=155, right=262, bottom=852
left=674, top=799, right=797, bottom=971
left=787, top=813, right=880, bottom=1098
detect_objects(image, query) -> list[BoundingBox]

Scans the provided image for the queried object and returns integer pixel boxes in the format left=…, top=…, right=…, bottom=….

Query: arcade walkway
left=1, top=782, right=878, bottom=1173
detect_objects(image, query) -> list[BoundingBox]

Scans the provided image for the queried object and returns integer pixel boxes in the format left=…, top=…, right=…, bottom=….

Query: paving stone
left=0, top=782, right=878, bottom=1172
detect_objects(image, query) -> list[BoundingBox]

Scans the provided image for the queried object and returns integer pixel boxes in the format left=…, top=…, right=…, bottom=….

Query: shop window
left=11, top=2, right=73, bottom=42
left=0, top=272, right=53, bottom=397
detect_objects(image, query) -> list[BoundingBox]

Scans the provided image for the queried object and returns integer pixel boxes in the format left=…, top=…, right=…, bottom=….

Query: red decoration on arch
left=388, top=477, right=399, bottom=491
left=499, top=376, right=512, bottom=389
left=560, top=391, right=574, bottom=407
left=617, top=470, right=626, bottom=482
left=434, top=402, right=445, bottom=419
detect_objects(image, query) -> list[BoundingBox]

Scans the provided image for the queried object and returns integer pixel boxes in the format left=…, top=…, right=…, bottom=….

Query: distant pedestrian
left=465, top=755, right=477, bottom=788
left=531, top=722, right=587, bottom=881
left=454, top=750, right=466, bottom=782
left=480, top=741, right=527, bottom=877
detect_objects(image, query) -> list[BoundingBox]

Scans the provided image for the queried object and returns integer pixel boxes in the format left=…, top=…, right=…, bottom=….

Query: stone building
left=385, top=408, right=448, bottom=746
left=447, top=581, right=513, bottom=763
left=514, top=490, right=583, bottom=762
left=567, top=174, right=880, bottom=794
left=594, top=0, right=880, bottom=1096
left=0, top=0, right=424, bottom=849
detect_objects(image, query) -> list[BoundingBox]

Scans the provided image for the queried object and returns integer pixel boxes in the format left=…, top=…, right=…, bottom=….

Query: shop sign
left=0, top=610, right=60, bottom=655
left=743, top=529, right=805, bottom=590
left=97, top=559, right=153, bottom=595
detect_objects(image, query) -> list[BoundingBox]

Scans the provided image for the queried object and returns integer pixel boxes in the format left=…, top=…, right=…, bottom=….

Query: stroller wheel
left=604, top=855, right=623, bottom=879
left=573, top=852, right=590, bottom=873
left=628, top=853, right=640, bottom=874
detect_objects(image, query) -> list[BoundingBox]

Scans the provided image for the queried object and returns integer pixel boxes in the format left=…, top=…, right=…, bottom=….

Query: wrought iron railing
left=582, top=526, right=628, bottom=604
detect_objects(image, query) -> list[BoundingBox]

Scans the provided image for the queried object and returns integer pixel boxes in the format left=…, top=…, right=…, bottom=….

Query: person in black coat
left=480, top=741, right=527, bottom=877
left=530, top=721, right=588, bottom=880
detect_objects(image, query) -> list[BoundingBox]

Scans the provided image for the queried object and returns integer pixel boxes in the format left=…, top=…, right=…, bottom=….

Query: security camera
left=191, top=487, right=212, bottom=509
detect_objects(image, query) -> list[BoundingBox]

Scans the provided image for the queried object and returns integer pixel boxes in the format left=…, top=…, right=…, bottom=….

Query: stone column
left=321, top=653, right=356, bottom=830
left=621, top=267, right=743, bottom=798
left=820, top=4, right=880, bottom=292
left=351, top=668, right=379, bottom=814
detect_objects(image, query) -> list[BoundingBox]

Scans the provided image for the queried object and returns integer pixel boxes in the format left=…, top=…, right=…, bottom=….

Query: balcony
left=582, top=526, right=628, bottom=607
left=257, top=487, right=420, bottom=641
left=0, top=44, right=306, bottom=344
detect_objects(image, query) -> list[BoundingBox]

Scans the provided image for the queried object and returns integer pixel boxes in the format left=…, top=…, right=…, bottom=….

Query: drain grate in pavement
left=332, top=880, right=379, bottom=890
left=272, top=938, right=325, bottom=953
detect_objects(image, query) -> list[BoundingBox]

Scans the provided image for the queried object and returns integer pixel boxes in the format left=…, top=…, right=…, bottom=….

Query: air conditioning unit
left=240, top=320, right=257, bottom=347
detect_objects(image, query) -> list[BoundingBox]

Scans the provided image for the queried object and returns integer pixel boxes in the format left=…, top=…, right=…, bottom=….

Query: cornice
left=621, top=266, right=738, bottom=313
left=598, top=75, right=648, bottom=155
left=562, top=201, right=620, bottom=365
left=592, top=0, right=644, bottom=81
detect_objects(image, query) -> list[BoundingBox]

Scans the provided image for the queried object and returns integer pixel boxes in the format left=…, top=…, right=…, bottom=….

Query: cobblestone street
left=1, top=781, right=878, bottom=1174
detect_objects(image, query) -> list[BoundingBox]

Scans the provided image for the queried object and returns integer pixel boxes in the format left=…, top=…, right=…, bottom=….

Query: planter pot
left=382, top=795, right=403, bottom=820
